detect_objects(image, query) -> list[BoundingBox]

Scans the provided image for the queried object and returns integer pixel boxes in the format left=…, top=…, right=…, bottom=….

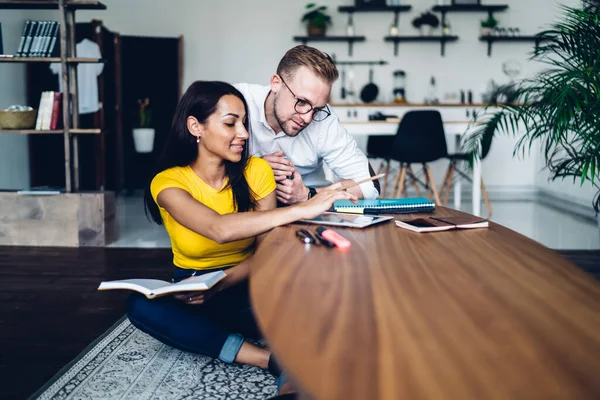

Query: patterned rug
left=30, top=317, right=277, bottom=400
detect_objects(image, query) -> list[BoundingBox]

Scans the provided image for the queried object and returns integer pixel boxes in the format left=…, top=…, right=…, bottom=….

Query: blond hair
left=276, top=45, right=339, bottom=84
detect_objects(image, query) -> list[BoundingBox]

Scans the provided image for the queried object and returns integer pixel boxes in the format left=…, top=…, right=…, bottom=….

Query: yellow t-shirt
left=150, top=156, right=276, bottom=270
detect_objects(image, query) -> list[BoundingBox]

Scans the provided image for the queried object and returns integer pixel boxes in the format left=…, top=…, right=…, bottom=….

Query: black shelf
left=432, top=4, right=509, bottom=14
left=0, top=0, right=106, bottom=10
left=293, top=36, right=366, bottom=56
left=338, top=5, right=411, bottom=13
left=433, top=4, right=509, bottom=38
left=479, top=35, right=543, bottom=56
left=384, top=35, right=459, bottom=56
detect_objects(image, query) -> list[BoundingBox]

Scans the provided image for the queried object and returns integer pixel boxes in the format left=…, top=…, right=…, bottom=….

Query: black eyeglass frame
left=279, top=76, right=331, bottom=122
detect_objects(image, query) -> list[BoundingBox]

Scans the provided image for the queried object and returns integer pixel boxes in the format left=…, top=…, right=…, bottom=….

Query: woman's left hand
left=173, top=279, right=226, bottom=305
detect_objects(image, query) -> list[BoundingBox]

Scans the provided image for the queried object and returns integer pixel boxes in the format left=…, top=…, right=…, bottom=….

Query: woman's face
left=199, top=94, right=249, bottom=163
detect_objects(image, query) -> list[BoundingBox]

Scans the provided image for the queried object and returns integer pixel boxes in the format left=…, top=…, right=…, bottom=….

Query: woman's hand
left=173, top=280, right=225, bottom=305
left=297, top=189, right=357, bottom=220
left=173, top=262, right=249, bottom=305
left=173, top=276, right=228, bottom=305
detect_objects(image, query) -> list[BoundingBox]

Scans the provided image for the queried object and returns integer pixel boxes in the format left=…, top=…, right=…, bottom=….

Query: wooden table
left=249, top=208, right=600, bottom=400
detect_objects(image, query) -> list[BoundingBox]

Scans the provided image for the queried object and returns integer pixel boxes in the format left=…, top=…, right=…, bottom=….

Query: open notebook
left=333, top=197, right=435, bottom=214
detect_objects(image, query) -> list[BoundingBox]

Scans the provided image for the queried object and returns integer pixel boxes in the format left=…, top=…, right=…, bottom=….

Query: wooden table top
left=249, top=207, right=600, bottom=400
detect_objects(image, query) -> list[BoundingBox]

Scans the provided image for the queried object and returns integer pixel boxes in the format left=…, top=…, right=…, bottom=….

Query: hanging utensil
left=341, top=66, right=346, bottom=100
left=360, top=66, right=379, bottom=103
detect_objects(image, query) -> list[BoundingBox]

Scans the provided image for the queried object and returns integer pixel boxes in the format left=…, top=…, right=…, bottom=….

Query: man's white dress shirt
left=235, top=83, right=378, bottom=199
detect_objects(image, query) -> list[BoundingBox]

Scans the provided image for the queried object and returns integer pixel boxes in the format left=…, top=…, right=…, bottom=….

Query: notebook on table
left=394, top=216, right=489, bottom=233
left=333, top=197, right=435, bottom=214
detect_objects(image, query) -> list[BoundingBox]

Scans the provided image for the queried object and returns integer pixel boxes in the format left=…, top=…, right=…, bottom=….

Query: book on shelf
left=333, top=197, right=436, bottom=214
left=34, top=91, right=62, bottom=130
left=394, top=216, right=489, bottom=233
left=49, top=92, right=62, bottom=129
left=17, top=186, right=63, bottom=195
left=98, top=271, right=227, bottom=299
left=0, top=22, right=4, bottom=55
left=14, top=20, right=59, bottom=57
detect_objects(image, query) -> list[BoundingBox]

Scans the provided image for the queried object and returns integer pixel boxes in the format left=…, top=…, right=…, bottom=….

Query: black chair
left=366, top=135, right=395, bottom=196
left=440, top=124, right=493, bottom=216
left=389, top=110, right=447, bottom=204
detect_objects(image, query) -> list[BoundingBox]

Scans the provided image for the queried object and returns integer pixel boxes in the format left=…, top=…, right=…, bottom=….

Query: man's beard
left=273, top=94, right=306, bottom=137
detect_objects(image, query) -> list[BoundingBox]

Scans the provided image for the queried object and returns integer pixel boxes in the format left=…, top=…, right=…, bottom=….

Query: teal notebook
left=333, top=197, right=435, bottom=214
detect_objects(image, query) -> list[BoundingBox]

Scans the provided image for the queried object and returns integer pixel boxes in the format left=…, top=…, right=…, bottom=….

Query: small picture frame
left=452, top=0, right=481, bottom=5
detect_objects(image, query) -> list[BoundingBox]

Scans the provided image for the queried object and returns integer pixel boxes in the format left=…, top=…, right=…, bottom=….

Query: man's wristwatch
left=307, top=187, right=317, bottom=200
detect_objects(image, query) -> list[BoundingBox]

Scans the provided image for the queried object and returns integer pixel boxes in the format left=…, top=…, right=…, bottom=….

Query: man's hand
left=276, top=168, right=310, bottom=205
left=262, top=151, right=295, bottom=183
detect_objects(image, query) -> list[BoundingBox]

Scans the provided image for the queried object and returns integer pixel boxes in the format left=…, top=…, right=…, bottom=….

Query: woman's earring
left=196, top=136, right=200, bottom=143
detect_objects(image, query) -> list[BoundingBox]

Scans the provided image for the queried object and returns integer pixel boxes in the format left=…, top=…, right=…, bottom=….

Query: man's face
left=271, top=66, right=331, bottom=137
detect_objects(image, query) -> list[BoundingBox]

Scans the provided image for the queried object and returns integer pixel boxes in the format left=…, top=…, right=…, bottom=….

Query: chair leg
left=382, top=161, right=391, bottom=198
left=481, top=178, right=493, bottom=217
left=439, top=163, right=453, bottom=202
left=443, top=164, right=455, bottom=206
left=424, top=164, right=442, bottom=206
left=376, top=160, right=384, bottom=176
left=394, top=165, right=407, bottom=198
left=407, top=166, right=421, bottom=197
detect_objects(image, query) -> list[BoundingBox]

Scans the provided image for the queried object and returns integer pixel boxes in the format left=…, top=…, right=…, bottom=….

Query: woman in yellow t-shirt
left=126, top=81, right=355, bottom=384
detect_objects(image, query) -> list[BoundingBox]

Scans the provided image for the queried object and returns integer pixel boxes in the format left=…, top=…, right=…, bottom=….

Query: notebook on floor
left=333, top=197, right=435, bottom=214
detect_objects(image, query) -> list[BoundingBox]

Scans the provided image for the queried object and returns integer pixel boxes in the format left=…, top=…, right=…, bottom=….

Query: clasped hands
left=262, top=151, right=355, bottom=205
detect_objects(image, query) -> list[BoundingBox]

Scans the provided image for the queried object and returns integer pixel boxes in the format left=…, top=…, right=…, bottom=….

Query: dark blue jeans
left=126, top=267, right=261, bottom=363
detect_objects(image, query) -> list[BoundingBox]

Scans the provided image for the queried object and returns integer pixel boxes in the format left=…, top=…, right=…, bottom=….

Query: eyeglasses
left=280, top=77, right=331, bottom=122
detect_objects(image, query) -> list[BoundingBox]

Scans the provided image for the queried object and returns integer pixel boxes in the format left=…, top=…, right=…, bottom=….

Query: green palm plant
left=464, top=0, right=600, bottom=212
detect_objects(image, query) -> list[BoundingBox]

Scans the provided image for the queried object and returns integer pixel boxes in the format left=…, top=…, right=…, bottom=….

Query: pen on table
left=339, top=173, right=386, bottom=191
left=295, top=229, right=314, bottom=244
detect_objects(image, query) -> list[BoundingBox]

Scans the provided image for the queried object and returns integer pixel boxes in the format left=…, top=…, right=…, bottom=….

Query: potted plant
left=132, top=98, right=154, bottom=153
left=480, top=15, right=498, bottom=36
left=302, top=3, right=331, bottom=36
left=412, top=11, right=440, bottom=35
left=464, top=1, right=600, bottom=217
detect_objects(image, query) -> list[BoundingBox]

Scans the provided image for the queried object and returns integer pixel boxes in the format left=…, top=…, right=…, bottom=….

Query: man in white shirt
left=235, top=45, right=379, bottom=205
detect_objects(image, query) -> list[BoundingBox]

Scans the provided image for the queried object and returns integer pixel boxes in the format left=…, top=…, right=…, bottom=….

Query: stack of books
left=35, top=91, right=62, bottom=130
left=15, top=20, right=61, bottom=58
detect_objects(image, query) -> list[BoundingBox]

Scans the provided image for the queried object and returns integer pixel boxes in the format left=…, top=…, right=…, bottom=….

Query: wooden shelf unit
left=0, top=1, right=106, bottom=10
left=384, top=35, right=459, bottom=56
left=0, top=57, right=103, bottom=63
left=0, top=129, right=102, bottom=135
left=293, top=36, right=366, bottom=56
left=2, top=0, right=106, bottom=192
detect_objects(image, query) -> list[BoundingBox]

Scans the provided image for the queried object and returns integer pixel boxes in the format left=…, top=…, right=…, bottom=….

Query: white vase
left=132, top=128, right=155, bottom=153
left=481, top=27, right=492, bottom=36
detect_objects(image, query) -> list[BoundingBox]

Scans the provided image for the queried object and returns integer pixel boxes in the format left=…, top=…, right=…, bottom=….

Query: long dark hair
left=144, top=81, right=256, bottom=225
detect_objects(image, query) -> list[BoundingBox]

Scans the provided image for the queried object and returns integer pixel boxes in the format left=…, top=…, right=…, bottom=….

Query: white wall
left=1, top=0, right=592, bottom=208
left=0, top=11, right=30, bottom=189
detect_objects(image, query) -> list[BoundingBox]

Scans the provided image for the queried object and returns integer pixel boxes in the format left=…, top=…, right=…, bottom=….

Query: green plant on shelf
left=136, top=98, right=152, bottom=128
left=465, top=1, right=600, bottom=212
left=480, top=15, right=499, bottom=28
left=302, top=3, right=332, bottom=36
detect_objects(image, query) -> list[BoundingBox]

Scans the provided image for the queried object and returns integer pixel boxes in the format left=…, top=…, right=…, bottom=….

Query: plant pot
left=480, top=27, right=493, bottom=36
left=132, top=128, right=155, bottom=153
left=307, top=23, right=326, bottom=37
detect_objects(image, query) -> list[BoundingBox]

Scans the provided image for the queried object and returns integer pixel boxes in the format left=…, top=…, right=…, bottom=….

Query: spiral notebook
left=333, top=197, right=435, bottom=214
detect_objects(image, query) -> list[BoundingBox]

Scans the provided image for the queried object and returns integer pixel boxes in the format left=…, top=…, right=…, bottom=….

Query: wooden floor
left=0, top=247, right=172, bottom=400
left=0, top=246, right=598, bottom=400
